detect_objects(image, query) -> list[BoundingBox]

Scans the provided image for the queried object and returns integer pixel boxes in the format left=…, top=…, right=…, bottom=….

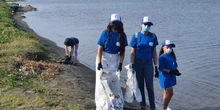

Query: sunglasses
left=143, top=23, right=152, bottom=26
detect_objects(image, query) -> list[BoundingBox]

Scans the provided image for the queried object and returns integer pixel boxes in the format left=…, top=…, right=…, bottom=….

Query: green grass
left=0, top=2, right=50, bottom=61
left=0, top=2, right=84, bottom=110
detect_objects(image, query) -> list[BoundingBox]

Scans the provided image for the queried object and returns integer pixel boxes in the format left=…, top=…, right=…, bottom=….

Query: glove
left=154, top=66, right=159, bottom=78
left=67, top=56, right=72, bottom=61
left=131, top=63, right=134, bottom=69
left=97, top=62, right=103, bottom=70
left=169, top=69, right=181, bottom=76
left=65, top=56, right=71, bottom=61
left=64, top=56, right=69, bottom=63
left=118, top=62, right=123, bottom=71
left=65, top=55, right=68, bottom=59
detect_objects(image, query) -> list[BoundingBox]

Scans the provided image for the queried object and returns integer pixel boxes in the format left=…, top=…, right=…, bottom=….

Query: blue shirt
left=70, top=37, right=79, bottom=46
left=129, top=31, right=158, bottom=60
left=11, top=6, right=18, bottom=10
left=158, top=54, right=178, bottom=89
left=97, top=30, right=128, bottom=54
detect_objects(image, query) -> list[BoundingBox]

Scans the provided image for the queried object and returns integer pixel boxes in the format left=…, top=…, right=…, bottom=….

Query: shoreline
left=12, top=4, right=141, bottom=110
left=12, top=4, right=98, bottom=109
left=12, top=2, right=160, bottom=110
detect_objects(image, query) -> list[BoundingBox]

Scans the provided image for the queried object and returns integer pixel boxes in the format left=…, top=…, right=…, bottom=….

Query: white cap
left=142, top=16, right=153, bottom=25
left=110, top=13, right=121, bottom=22
left=162, top=40, right=175, bottom=47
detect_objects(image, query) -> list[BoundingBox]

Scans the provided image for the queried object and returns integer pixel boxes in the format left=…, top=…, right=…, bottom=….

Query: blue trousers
left=134, top=59, right=155, bottom=110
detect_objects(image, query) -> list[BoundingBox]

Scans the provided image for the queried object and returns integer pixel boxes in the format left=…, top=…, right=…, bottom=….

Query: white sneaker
left=167, top=106, right=172, bottom=110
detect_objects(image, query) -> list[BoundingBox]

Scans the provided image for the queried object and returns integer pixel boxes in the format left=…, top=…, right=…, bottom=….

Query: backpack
left=134, top=32, right=156, bottom=45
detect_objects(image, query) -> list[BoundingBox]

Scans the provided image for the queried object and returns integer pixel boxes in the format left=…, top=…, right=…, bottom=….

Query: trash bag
left=100, top=70, right=124, bottom=110
left=95, top=53, right=123, bottom=110
left=124, top=63, right=142, bottom=103
left=56, top=57, right=73, bottom=65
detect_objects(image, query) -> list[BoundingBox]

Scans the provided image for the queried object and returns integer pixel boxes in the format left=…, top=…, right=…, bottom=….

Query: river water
left=17, top=0, right=220, bottom=109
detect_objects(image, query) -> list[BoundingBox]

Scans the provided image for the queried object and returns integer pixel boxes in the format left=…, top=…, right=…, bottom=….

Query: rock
left=22, top=5, right=37, bottom=12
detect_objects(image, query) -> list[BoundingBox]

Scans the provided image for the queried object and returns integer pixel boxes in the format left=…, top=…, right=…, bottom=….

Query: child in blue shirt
left=158, top=40, right=181, bottom=110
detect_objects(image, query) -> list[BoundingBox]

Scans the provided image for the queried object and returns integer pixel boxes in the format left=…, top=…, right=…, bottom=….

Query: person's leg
left=134, top=60, right=146, bottom=108
left=144, top=61, right=155, bottom=110
left=163, top=88, right=173, bottom=110
left=74, top=43, right=78, bottom=64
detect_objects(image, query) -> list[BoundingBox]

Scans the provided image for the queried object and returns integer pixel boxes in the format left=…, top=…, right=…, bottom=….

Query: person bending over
left=64, top=37, right=79, bottom=65
left=11, top=5, right=18, bottom=15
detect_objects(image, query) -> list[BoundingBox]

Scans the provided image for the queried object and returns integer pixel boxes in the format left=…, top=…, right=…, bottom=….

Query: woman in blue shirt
left=130, top=16, right=158, bottom=110
left=158, top=40, right=181, bottom=110
left=95, top=14, right=128, bottom=110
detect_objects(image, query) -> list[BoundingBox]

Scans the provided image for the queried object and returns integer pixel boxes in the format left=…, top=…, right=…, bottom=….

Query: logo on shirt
left=149, top=42, right=153, bottom=46
left=116, top=42, right=120, bottom=46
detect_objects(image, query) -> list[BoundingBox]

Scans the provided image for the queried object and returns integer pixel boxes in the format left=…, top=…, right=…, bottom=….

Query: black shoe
left=139, top=106, right=146, bottom=110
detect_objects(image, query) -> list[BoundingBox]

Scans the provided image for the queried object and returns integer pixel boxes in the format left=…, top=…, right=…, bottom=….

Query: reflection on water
left=18, top=0, right=220, bottom=109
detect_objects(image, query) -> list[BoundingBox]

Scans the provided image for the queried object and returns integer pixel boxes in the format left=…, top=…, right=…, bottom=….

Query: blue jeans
left=134, top=59, right=155, bottom=110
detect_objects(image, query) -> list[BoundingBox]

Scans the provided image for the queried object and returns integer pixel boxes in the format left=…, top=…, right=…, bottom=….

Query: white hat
left=162, top=40, right=175, bottom=47
left=110, top=13, right=121, bottom=22
left=142, top=16, right=153, bottom=25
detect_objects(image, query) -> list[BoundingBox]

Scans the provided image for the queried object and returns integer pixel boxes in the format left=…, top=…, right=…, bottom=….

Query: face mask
left=112, top=22, right=121, bottom=31
left=166, top=48, right=172, bottom=54
left=142, top=24, right=151, bottom=32
left=112, top=24, right=117, bottom=30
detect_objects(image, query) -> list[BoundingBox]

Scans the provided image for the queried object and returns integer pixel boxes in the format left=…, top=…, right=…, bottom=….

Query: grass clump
left=0, top=70, right=30, bottom=91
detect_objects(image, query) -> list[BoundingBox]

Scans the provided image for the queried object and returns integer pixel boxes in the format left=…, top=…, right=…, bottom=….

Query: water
left=17, top=0, right=220, bottom=109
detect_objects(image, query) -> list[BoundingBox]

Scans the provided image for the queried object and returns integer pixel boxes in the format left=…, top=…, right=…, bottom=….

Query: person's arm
left=120, top=53, right=125, bottom=63
left=97, top=45, right=103, bottom=64
left=153, top=47, right=158, bottom=66
left=130, top=47, right=135, bottom=64
left=161, top=68, right=181, bottom=76
left=65, top=46, right=69, bottom=56
left=161, top=69, right=170, bottom=73
left=153, top=47, right=159, bottom=77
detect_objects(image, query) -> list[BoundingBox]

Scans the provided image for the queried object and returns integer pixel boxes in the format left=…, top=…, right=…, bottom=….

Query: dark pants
left=134, top=59, right=155, bottom=110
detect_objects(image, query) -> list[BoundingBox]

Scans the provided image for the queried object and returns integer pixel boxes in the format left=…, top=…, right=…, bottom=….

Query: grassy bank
left=0, top=2, right=49, bottom=61
left=0, top=2, right=83, bottom=110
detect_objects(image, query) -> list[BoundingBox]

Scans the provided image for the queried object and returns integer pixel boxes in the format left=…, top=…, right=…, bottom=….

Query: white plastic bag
left=95, top=69, right=108, bottom=110
left=133, top=71, right=142, bottom=102
left=124, top=63, right=142, bottom=103
left=95, top=53, right=124, bottom=110
left=101, top=71, right=124, bottom=110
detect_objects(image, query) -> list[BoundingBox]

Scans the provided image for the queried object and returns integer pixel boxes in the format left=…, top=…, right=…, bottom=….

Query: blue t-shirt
left=70, top=37, right=79, bottom=46
left=97, top=30, right=128, bottom=54
left=11, top=6, right=18, bottom=10
left=129, top=31, right=158, bottom=60
left=158, top=54, right=178, bottom=89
